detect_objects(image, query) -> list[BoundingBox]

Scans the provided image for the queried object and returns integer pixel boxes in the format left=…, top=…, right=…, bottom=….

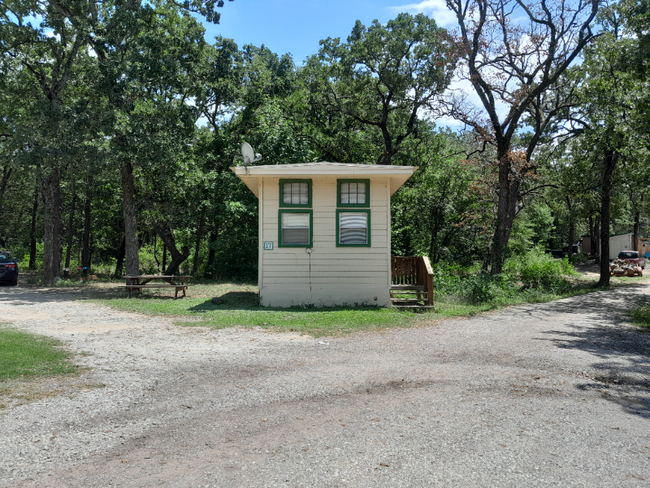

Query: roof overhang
left=231, top=162, right=418, bottom=198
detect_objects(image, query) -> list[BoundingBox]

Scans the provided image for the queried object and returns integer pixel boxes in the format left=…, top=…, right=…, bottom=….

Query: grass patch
left=0, top=326, right=77, bottom=381
left=100, top=290, right=420, bottom=337
left=90, top=258, right=650, bottom=337
left=629, top=304, right=650, bottom=328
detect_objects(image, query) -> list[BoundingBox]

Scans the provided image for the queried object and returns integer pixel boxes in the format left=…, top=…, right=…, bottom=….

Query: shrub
left=458, top=273, right=518, bottom=304
left=506, top=248, right=577, bottom=289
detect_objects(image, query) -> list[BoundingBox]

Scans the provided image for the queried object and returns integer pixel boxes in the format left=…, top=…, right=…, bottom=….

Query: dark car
left=0, top=250, right=18, bottom=286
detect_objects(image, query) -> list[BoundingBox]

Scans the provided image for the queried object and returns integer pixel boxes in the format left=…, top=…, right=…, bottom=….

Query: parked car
left=0, top=250, right=18, bottom=286
left=617, top=250, right=645, bottom=269
left=545, top=249, right=566, bottom=259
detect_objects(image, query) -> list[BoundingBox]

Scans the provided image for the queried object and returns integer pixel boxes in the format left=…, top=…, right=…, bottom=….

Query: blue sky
left=204, top=0, right=454, bottom=65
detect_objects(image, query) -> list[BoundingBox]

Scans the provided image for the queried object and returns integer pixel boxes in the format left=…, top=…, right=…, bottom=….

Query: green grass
left=91, top=266, right=650, bottom=337
left=629, top=304, right=650, bottom=328
left=100, top=290, right=420, bottom=337
left=0, top=326, right=78, bottom=381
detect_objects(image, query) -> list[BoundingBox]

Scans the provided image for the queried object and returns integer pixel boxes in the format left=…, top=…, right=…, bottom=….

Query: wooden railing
left=391, top=256, right=434, bottom=306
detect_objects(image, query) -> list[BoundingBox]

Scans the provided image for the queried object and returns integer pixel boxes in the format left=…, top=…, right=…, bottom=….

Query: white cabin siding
left=258, top=175, right=392, bottom=307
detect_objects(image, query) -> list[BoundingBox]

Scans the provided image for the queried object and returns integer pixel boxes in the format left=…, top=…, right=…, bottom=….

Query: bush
left=505, top=248, right=577, bottom=290
left=433, top=249, right=579, bottom=305
left=458, top=273, right=517, bottom=304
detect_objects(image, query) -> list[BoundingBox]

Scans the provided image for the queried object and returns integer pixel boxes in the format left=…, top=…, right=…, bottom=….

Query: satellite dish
left=241, top=142, right=262, bottom=167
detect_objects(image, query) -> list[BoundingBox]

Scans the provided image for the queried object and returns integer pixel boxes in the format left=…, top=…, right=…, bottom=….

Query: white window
left=337, top=210, right=370, bottom=246
left=279, top=211, right=312, bottom=246
left=280, top=180, right=311, bottom=206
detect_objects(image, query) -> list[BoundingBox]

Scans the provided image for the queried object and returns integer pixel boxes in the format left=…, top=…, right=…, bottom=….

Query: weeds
left=629, top=305, right=650, bottom=328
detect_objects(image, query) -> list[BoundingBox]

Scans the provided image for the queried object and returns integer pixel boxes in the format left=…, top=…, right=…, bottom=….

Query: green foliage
left=298, top=12, right=456, bottom=164
left=508, top=205, right=556, bottom=255
left=391, top=128, right=487, bottom=264
left=0, top=327, right=77, bottom=380
left=205, top=200, right=258, bottom=281
left=434, top=249, right=578, bottom=305
left=505, top=248, right=577, bottom=290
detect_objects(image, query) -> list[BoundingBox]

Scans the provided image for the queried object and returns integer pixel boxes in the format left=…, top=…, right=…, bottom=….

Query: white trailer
left=609, top=233, right=633, bottom=260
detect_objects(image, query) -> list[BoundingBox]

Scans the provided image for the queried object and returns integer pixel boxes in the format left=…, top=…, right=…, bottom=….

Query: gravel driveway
left=1, top=284, right=649, bottom=487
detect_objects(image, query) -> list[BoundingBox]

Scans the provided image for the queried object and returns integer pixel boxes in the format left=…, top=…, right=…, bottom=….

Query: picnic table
left=124, top=275, right=191, bottom=298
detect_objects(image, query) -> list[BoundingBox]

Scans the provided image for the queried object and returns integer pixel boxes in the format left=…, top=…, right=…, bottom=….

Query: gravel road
left=1, top=284, right=649, bottom=487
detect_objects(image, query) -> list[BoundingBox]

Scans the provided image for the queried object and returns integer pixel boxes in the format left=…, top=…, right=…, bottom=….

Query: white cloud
left=388, top=0, right=457, bottom=27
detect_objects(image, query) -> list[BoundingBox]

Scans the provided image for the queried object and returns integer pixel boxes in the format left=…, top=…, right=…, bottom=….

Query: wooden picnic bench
left=124, top=275, right=192, bottom=298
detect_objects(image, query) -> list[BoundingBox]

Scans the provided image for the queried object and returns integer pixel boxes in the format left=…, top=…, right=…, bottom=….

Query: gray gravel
left=1, top=284, right=649, bottom=487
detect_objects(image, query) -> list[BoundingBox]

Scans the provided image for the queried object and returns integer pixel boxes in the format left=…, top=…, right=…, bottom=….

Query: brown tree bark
left=162, top=243, right=167, bottom=273
left=633, top=211, right=640, bottom=252
left=490, top=152, right=521, bottom=274
left=192, top=209, right=206, bottom=275
left=597, top=149, right=619, bottom=287
left=152, top=221, right=190, bottom=275
left=594, top=220, right=600, bottom=264
left=0, top=166, right=12, bottom=213
left=121, top=161, right=140, bottom=276
left=205, top=230, right=218, bottom=278
left=41, top=169, right=62, bottom=285
left=64, top=179, right=77, bottom=279
left=29, top=186, right=39, bottom=270
left=566, top=197, right=574, bottom=260
left=81, top=176, right=93, bottom=278
left=114, top=236, right=125, bottom=278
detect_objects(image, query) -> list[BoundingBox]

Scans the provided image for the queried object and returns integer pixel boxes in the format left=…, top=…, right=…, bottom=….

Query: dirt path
left=1, top=285, right=649, bottom=487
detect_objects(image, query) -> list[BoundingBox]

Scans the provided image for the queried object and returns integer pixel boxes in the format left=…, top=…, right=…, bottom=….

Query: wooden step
left=392, top=304, right=435, bottom=309
left=390, top=284, right=425, bottom=291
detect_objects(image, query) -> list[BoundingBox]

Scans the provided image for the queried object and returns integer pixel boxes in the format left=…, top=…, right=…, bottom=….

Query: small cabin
left=231, top=162, right=420, bottom=307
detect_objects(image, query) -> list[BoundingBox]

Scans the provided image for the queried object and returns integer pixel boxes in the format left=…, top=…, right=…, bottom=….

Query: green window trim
left=336, top=209, right=371, bottom=247
left=279, top=179, right=312, bottom=207
left=278, top=209, right=313, bottom=248
left=337, top=179, right=370, bottom=207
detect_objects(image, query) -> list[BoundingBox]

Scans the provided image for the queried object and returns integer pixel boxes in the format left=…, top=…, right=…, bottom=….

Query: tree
left=444, top=0, right=601, bottom=273
left=300, top=13, right=456, bottom=165
left=557, top=4, right=650, bottom=285
left=1, top=0, right=98, bottom=284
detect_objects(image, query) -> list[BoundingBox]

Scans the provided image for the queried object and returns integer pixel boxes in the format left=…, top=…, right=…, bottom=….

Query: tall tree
left=300, top=13, right=456, bottom=165
left=444, top=0, right=600, bottom=273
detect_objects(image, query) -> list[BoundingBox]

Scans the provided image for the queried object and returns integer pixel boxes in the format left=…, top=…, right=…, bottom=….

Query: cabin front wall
left=258, top=175, right=391, bottom=307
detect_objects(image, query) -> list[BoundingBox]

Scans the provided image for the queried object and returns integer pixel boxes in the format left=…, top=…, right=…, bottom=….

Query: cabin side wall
left=258, top=175, right=391, bottom=307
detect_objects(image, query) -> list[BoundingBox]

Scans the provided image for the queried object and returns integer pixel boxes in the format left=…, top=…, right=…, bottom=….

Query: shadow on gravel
left=0, top=285, right=122, bottom=305
left=536, top=285, right=650, bottom=419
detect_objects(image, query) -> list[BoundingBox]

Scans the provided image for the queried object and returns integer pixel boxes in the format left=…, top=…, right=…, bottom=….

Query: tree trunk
left=597, top=149, right=619, bottom=287
left=0, top=166, right=12, bottom=213
left=81, top=176, right=93, bottom=279
left=205, top=230, right=218, bottom=278
left=588, top=215, right=594, bottom=255
left=29, top=186, right=39, bottom=270
left=121, top=161, right=140, bottom=276
left=633, top=210, right=640, bottom=251
left=162, top=243, right=167, bottom=273
left=42, top=169, right=62, bottom=285
left=490, top=153, right=521, bottom=274
left=114, top=236, right=125, bottom=278
left=594, top=220, right=600, bottom=264
left=64, top=180, right=77, bottom=279
left=566, top=197, right=574, bottom=260
left=192, top=209, right=206, bottom=275
left=153, top=221, right=190, bottom=275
